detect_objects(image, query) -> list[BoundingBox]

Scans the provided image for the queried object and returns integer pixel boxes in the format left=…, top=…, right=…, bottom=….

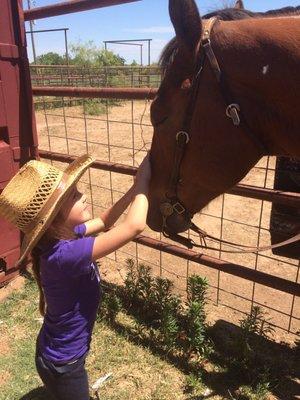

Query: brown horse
left=147, top=0, right=300, bottom=235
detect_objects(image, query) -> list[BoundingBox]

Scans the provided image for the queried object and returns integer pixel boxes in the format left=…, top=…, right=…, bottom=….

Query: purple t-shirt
left=37, top=224, right=101, bottom=364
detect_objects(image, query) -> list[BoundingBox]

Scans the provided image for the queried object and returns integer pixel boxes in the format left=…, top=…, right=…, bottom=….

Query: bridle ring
left=226, top=103, right=240, bottom=118
left=176, top=131, right=190, bottom=144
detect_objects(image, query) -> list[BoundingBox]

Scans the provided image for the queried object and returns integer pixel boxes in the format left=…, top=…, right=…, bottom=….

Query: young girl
left=0, top=153, right=151, bottom=400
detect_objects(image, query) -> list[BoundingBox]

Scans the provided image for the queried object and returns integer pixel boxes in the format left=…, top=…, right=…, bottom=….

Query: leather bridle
left=159, top=17, right=300, bottom=253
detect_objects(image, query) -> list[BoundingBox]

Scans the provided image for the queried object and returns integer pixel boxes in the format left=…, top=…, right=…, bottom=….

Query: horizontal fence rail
left=24, top=0, right=141, bottom=21
left=32, top=86, right=157, bottom=100
left=31, top=64, right=158, bottom=69
left=38, top=143, right=300, bottom=209
left=38, top=150, right=300, bottom=297
left=133, top=236, right=300, bottom=297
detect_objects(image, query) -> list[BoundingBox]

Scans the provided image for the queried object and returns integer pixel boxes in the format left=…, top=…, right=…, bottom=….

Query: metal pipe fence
left=24, top=0, right=141, bottom=21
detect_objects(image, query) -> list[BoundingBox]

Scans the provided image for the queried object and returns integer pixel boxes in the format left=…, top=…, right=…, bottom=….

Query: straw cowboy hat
left=0, top=154, right=94, bottom=267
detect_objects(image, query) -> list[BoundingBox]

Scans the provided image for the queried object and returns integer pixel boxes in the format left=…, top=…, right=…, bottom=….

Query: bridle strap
left=202, top=19, right=268, bottom=154
left=190, top=223, right=300, bottom=254
left=166, top=132, right=190, bottom=199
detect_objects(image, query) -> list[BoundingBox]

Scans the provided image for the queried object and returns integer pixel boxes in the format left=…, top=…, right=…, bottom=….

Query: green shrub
left=124, top=259, right=212, bottom=356
left=83, top=99, right=106, bottom=116
left=98, top=289, right=122, bottom=324
left=238, top=306, right=274, bottom=360
left=184, top=275, right=212, bottom=356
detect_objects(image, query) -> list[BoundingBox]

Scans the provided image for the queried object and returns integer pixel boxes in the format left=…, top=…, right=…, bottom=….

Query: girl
left=0, top=153, right=151, bottom=400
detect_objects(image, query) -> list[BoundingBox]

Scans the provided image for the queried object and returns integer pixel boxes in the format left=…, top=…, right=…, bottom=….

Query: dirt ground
left=33, top=99, right=299, bottom=345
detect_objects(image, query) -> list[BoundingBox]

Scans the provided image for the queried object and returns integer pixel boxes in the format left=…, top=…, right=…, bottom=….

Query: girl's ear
left=234, top=0, right=245, bottom=9
left=169, top=0, right=202, bottom=53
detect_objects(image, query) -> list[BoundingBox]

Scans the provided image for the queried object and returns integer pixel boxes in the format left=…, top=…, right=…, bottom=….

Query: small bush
left=98, top=289, right=122, bottom=324
left=123, top=259, right=212, bottom=356
left=184, top=275, right=212, bottom=356
left=83, top=99, right=106, bottom=116
left=238, top=306, right=274, bottom=360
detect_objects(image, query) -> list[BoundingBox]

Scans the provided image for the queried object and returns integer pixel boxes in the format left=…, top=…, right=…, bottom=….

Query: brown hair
left=31, top=212, right=77, bottom=316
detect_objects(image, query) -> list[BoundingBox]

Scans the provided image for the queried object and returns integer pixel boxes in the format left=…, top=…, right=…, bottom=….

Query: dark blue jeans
left=35, top=351, right=90, bottom=400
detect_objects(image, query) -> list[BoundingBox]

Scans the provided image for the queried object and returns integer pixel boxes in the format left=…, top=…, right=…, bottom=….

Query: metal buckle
left=226, top=103, right=241, bottom=126
left=176, top=131, right=190, bottom=144
left=173, top=202, right=186, bottom=215
left=202, top=37, right=211, bottom=48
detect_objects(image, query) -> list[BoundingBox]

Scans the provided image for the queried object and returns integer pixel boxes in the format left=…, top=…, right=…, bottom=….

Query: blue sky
left=24, top=0, right=299, bottom=64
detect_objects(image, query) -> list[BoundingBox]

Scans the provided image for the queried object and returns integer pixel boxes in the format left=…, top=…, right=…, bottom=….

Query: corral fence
left=0, top=0, right=299, bottom=338
left=31, top=64, right=162, bottom=111
left=30, top=65, right=162, bottom=88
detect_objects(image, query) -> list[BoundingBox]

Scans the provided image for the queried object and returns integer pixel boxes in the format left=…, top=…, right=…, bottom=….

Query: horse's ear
left=234, top=0, right=245, bottom=9
left=169, top=0, right=202, bottom=52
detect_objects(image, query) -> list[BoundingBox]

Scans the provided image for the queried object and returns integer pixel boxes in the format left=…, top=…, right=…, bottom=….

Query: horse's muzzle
left=160, top=201, right=192, bottom=234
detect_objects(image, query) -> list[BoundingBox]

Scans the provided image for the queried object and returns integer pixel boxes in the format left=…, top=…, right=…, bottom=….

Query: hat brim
left=16, top=154, right=94, bottom=267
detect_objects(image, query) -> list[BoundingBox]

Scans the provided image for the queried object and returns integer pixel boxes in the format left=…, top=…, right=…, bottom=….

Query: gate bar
left=24, top=0, right=141, bottom=21
left=39, top=150, right=300, bottom=208
left=133, top=235, right=300, bottom=297
left=33, top=86, right=157, bottom=100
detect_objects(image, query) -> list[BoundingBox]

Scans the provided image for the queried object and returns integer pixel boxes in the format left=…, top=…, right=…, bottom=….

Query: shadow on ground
left=100, top=280, right=300, bottom=399
left=19, top=387, right=51, bottom=400
left=19, top=387, right=95, bottom=400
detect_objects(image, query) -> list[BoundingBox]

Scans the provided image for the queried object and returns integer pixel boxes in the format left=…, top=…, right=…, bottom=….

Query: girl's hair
left=31, top=245, right=45, bottom=316
left=31, top=211, right=77, bottom=316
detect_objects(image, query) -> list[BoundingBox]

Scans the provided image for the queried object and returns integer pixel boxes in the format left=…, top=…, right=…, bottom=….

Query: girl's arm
left=84, top=185, right=135, bottom=236
left=91, top=154, right=151, bottom=261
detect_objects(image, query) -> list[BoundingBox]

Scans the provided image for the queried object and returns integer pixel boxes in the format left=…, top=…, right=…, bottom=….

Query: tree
left=34, top=52, right=66, bottom=65
left=69, top=40, right=125, bottom=67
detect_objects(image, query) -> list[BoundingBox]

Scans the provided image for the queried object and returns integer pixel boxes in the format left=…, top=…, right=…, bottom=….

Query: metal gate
left=0, top=0, right=38, bottom=284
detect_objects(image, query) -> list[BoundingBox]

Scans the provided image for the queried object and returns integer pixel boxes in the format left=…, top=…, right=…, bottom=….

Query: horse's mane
left=160, top=5, right=300, bottom=73
left=203, top=5, right=300, bottom=21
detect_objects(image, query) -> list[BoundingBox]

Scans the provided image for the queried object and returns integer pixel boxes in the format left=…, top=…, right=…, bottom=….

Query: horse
left=147, top=0, right=300, bottom=237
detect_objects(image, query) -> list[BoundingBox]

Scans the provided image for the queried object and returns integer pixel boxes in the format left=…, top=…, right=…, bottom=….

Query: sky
left=24, top=0, right=300, bottom=64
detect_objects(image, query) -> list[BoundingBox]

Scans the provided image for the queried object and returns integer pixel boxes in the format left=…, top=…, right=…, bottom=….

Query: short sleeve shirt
left=37, top=224, right=101, bottom=364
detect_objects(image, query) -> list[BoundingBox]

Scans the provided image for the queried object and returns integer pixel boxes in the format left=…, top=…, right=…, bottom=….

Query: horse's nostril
left=164, top=213, right=192, bottom=234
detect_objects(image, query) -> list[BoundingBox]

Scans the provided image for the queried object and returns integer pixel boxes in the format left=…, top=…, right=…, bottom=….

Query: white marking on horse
left=262, top=65, right=269, bottom=75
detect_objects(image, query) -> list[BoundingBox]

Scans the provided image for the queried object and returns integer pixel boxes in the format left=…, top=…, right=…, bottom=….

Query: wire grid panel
left=35, top=94, right=300, bottom=337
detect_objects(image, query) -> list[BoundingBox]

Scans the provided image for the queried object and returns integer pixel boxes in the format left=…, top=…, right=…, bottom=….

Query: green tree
left=70, top=40, right=125, bottom=67
left=34, top=52, right=66, bottom=65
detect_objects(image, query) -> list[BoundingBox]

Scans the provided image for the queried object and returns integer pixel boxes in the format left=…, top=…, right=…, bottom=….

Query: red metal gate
left=0, top=0, right=38, bottom=284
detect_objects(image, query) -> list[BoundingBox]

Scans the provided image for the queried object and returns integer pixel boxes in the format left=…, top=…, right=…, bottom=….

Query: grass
left=0, top=271, right=298, bottom=400
left=0, top=276, right=188, bottom=400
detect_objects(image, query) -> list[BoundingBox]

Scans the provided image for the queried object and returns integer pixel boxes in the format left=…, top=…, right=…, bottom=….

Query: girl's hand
left=135, top=153, right=151, bottom=187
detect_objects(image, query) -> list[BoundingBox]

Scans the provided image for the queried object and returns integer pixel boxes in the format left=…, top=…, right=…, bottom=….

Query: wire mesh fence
left=32, top=68, right=299, bottom=338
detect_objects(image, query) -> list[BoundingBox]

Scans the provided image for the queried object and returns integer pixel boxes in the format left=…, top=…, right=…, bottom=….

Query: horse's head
left=147, top=0, right=264, bottom=233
